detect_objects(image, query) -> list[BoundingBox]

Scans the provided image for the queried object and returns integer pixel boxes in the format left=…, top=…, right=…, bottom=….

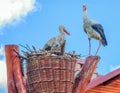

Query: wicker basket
left=26, top=55, right=76, bottom=93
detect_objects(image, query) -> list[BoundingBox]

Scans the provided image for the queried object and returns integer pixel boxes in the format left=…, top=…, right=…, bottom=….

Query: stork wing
left=91, top=24, right=107, bottom=46
left=83, top=23, right=87, bottom=34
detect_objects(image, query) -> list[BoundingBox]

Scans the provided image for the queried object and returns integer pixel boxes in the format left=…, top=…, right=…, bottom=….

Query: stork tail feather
left=101, top=38, right=107, bottom=46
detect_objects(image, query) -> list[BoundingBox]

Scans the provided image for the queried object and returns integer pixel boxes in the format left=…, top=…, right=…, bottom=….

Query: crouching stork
left=43, top=25, right=70, bottom=55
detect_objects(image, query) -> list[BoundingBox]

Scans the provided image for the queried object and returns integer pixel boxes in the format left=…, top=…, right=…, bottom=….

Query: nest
left=26, top=52, right=76, bottom=93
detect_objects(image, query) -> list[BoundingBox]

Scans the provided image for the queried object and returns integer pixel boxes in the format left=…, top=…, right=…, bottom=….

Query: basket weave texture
left=26, top=56, right=76, bottom=93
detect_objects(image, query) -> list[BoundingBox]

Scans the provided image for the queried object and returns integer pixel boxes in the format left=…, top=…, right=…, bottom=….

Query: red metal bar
left=5, top=45, right=28, bottom=93
left=72, top=56, right=100, bottom=93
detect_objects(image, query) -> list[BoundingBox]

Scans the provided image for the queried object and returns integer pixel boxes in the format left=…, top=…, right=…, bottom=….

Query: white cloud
left=0, top=46, right=7, bottom=87
left=110, top=65, right=120, bottom=71
left=0, top=0, right=36, bottom=28
left=0, top=59, right=7, bottom=87
left=0, top=45, right=4, bottom=55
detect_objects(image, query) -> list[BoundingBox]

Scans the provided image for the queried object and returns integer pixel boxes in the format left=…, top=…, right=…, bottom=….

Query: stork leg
left=95, top=41, right=101, bottom=56
left=88, top=38, right=91, bottom=56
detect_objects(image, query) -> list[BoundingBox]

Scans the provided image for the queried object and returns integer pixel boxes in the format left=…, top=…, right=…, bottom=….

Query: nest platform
left=26, top=52, right=77, bottom=93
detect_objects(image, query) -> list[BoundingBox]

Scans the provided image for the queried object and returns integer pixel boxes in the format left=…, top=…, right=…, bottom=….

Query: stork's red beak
left=64, top=29, right=70, bottom=35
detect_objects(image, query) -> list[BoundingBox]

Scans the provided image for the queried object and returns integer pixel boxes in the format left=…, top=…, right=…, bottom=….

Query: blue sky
left=0, top=0, right=120, bottom=92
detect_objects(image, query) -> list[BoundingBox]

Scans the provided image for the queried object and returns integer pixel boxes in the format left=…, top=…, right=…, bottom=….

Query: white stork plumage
left=43, top=25, right=70, bottom=52
left=83, top=5, right=107, bottom=56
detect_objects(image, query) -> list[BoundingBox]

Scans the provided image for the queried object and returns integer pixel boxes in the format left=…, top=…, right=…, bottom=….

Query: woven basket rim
left=27, top=55, right=77, bottom=60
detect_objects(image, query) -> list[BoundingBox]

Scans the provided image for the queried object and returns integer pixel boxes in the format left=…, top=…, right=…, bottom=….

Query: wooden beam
left=72, top=56, right=100, bottom=93
left=5, top=45, right=28, bottom=93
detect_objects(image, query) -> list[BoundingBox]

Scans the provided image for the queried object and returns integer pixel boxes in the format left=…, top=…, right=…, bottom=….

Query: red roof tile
left=86, top=67, right=120, bottom=90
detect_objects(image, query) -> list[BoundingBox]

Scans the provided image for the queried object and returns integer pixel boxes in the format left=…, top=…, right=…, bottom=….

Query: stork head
left=83, top=4, right=87, bottom=11
left=59, top=25, right=70, bottom=35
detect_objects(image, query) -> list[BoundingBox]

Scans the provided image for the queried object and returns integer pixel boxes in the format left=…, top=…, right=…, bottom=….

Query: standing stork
left=43, top=25, right=70, bottom=54
left=83, top=4, right=107, bottom=56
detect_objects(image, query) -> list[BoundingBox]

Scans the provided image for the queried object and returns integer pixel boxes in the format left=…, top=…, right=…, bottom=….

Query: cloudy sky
left=1, top=0, right=120, bottom=92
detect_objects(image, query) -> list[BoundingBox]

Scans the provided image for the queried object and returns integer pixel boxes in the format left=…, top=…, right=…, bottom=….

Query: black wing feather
left=91, top=24, right=107, bottom=46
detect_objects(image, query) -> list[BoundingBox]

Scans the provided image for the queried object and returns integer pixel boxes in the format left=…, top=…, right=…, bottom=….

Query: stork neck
left=83, top=10, right=89, bottom=23
left=61, top=32, right=65, bottom=37
left=58, top=33, right=65, bottom=41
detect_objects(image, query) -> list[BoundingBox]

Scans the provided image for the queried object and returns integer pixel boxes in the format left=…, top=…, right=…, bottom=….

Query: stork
left=83, top=5, right=107, bottom=56
left=43, top=25, right=70, bottom=54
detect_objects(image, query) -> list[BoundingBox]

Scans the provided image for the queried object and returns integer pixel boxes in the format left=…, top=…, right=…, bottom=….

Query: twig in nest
left=19, top=44, right=32, bottom=53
